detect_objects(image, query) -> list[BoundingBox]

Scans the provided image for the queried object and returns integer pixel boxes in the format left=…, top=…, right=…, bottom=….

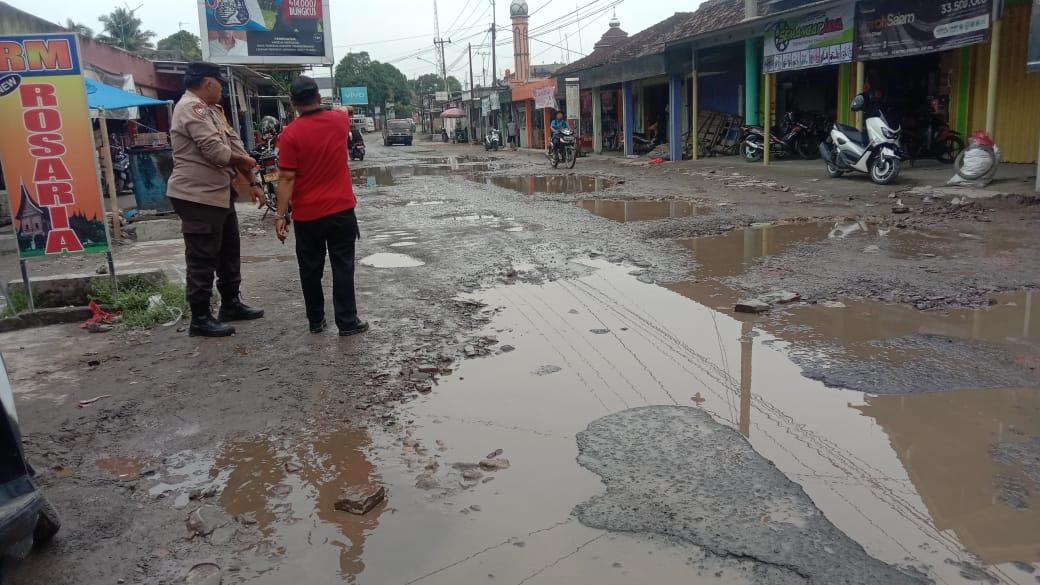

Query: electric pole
left=489, top=0, right=497, bottom=86
left=433, top=0, right=451, bottom=92
left=468, top=42, right=475, bottom=142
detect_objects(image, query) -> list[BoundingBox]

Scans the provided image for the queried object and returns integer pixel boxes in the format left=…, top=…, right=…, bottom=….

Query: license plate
left=263, top=172, right=279, bottom=183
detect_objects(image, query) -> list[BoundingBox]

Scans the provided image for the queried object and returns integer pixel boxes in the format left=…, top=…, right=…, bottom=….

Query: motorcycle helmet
left=850, top=94, right=865, bottom=112
left=259, top=116, right=281, bottom=139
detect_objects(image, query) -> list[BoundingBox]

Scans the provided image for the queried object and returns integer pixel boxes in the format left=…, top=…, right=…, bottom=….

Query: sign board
left=534, top=85, right=556, bottom=109
left=490, top=92, right=501, bottom=111
left=763, top=6, right=854, bottom=73
left=481, top=97, right=490, bottom=117
left=855, top=0, right=991, bottom=60
left=1029, top=0, right=1040, bottom=73
left=0, top=34, right=110, bottom=258
left=565, top=78, right=580, bottom=120
left=340, top=86, right=368, bottom=105
left=199, top=0, right=333, bottom=65
left=435, top=91, right=449, bottom=102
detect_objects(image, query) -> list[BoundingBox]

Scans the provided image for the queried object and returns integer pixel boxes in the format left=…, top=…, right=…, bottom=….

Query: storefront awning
left=85, top=78, right=168, bottom=111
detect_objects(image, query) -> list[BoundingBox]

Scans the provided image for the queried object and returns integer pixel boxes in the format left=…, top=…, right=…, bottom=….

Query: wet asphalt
left=3, top=141, right=1039, bottom=585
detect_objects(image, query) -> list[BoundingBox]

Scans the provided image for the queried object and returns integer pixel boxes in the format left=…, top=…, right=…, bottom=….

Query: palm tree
left=65, top=18, right=94, bottom=39
left=97, top=7, right=155, bottom=52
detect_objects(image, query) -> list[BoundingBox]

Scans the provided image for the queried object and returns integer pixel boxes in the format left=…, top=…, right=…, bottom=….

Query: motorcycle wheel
left=937, top=135, right=964, bottom=164
left=825, top=160, right=844, bottom=178
left=870, top=155, right=900, bottom=185
left=550, top=151, right=560, bottom=169
left=741, top=141, right=763, bottom=162
left=795, top=136, right=817, bottom=159
left=566, top=147, right=577, bottom=169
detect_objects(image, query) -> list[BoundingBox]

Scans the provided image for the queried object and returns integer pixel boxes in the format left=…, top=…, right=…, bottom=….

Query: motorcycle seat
left=837, top=123, right=867, bottom=147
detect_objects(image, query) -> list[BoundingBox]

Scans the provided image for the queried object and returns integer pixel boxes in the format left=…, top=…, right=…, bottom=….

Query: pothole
left=469, top=174, right=614, bottom=194
left=359, top=253, right=425, bottom=268
left=579, top=199, right=713, bottom=222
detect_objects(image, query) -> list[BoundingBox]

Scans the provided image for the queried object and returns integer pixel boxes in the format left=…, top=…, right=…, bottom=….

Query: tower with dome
left=510, top=0, right=530, bottom=83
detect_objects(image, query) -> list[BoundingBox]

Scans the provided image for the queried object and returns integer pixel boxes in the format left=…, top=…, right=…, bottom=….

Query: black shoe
left=310, top=319, right=327, bottom=333
left=218, top=296, right=265, bottom=322
left=189, top=312, right=236, bottom=337
left=339, top=320, right=370, bottom=337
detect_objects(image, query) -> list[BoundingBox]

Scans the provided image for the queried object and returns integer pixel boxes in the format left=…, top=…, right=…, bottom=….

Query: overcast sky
left=8, top=0, right=699, bottom=80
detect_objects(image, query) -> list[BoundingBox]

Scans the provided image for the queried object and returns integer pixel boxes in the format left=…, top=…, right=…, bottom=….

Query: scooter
left=110, top=138, right=131, bottom=193
left=740, top=112, right=813, bottom=161
left=819, top=94, right=903, bottom=185
left=549, top=128, right=577, bottom=169
left=484, top=128, right=502, bottom=151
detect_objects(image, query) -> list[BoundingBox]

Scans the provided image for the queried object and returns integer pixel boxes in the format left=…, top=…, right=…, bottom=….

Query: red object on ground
left=970, top=130, right=995, bottom=147
left=277, top=109, right=357, bottom=222
left=81, top=301, right=117, bottom=330
left=649, top=157, right=667, bottom=165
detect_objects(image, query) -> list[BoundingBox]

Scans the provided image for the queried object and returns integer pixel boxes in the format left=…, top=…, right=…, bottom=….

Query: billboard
left=855, top=0, right=991, bottom=60
left=0, top=34, right=110, bottom=258
left=763, top=6, right=854, bottom=73
left=199, top=0, right=333, bottom=65
left=340, top=86, right=368, bottom=105
left=534, top=85, right=556, bottom=109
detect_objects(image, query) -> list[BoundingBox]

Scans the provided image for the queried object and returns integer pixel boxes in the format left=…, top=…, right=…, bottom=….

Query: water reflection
left=578, top=199, right=712, bottom=222
left=472, top=174, right=614, bottom=194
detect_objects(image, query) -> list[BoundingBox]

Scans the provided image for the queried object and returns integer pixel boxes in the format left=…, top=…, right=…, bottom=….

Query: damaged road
left=2, top=143, right=1038, bottom=585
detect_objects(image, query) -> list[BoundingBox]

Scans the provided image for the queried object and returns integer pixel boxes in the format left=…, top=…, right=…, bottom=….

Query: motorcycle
left=904, top=114, right=963, bottom=164
left=110, top=137, right=131, bottom=194
left=549, top=128, right=577, bottom=169
left=740, top=112, right=813, bottom=162
left=454, top=127, right=468, bottom=144
left=250, top=116, right=282, bottom=218
left=350, top=140, right=365, bottom=161
left=819, top=93, right=903, bottom=185
left=441, top=128, right=449, bottom=143
left=484, top=128, right=502, bottom=151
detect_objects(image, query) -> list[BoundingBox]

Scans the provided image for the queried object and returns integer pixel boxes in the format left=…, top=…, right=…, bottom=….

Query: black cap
left=186, top=61, right=227, bottom=83
left=290, top=75, right=320, bottom=104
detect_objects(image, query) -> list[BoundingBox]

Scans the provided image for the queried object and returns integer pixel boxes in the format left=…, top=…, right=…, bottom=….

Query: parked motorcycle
left=549, top=128, right=577, bottom=169
left=484, top=128, right=502, bottom=151
left=819, top=94, right=903, bottom=185
left=454, top=127, right=468, bottom=144
left=250, top=116, right=282, bottom=218
left=903, top=114, right=963, bottom=164
left=441, top=128, right=449, bottom=143
left=350, top=141, right=365, bottom=161
left=740, top=112, right=813, bottom=161
left=110, top=137, right=131, bottom=194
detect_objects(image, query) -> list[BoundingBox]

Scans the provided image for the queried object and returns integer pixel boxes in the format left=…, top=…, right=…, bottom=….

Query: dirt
left=3, top=142, right=1038, bottom=585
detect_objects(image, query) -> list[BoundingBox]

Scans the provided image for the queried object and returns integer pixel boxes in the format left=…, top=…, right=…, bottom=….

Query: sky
left=7, top=0, right=699, bottom=81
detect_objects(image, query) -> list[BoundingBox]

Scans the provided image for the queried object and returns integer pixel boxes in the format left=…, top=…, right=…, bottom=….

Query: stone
left=209, top=525, right=236, bottom=546
left=335, top=483, right=386, bottom=515
left=500, top=345, right=516, bottom=353
left=186, top=506, right=230, bottom=538
left=284, top=461, right=303, bottom=473
left=734, top=299, right=770, bottom=313
left=486, top=449, right=503, bottom=459
left=759, top=291, right=800, bottom=305
left=415, top=473, right=438, bottom=490
left=462, top=469, right=484, bottom=481
left=479, top=458, right=511, bottom=471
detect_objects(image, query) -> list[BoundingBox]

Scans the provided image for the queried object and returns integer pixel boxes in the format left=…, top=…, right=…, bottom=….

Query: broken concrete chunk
left=479, top=458, right=511, bottom=471
left=186, top=505, right=230, bottom=538
left=759, top=291, right=801, bottom=305
left=335, top=483, right=386, bottom=515
left=462, top=469, right=484, bottom=481
left=734, top=299, right=770, bottom=313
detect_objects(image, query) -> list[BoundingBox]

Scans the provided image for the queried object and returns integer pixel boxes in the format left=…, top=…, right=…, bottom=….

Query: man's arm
left=274, top=169, right=295, bottom=241
left=181, top=108, right=253, bottom=170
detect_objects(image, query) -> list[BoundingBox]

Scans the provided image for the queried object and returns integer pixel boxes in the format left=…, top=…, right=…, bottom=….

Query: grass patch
left=1, top=287, right=39, bottom=318
left=90, top=275, right=188, bottom=329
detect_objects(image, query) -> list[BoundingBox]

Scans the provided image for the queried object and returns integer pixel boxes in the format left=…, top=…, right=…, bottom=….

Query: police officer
left=168, top=61, right=264, bottom=337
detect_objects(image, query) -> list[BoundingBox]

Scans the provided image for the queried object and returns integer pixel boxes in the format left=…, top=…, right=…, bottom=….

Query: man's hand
left=230, top=153, right=257, bottom=172
left=250, top=184, right=265, bottom=209
left=275, top=217, right=289, bottom=243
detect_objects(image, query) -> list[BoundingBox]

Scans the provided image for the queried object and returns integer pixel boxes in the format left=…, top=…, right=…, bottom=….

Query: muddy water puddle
left=471, top=174, right=614, bottom=194
left=579, top=199, right=713, bottom=222
left=97, top=456, right=145, bottom=480
left=353, top=157, right=495, bottom=187
left=359, top=252, right=425, bottom=268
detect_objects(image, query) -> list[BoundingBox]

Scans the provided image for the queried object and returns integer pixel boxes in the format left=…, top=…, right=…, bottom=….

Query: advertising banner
left=481, top=97, right=490, bottom=117
left=200, top=0, right=333, bottom=65
left=1029, top=0, right=1040, bottom=73
left=565, top=79, right=580, bottom=120
left=340, top=86, right=368, bottom=105
left=763, top=6, right=854, bottom=73
left=489, top=92, right=501, bottom=111
left=435, top=91, right=449, bottom=102
left=534, top=85, right=556, bottom=109
left=855, top=0, right=991, bottom=60
left=0, top=34, right=110, bottom=258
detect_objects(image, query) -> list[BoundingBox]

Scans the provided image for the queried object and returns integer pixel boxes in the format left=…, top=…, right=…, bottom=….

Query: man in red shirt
left=275, top=76, right=368, bottom=336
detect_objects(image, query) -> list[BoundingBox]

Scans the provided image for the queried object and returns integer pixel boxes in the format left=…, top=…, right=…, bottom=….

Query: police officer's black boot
left=218, top=295, right=265, bottom=322
left=189, top=304, right=236, bottom=337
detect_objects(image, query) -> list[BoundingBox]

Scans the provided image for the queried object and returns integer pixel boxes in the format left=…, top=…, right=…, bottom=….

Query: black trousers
left=292, top=209, right=359, bottom=330
left=171, top=195, right=241, bottom=309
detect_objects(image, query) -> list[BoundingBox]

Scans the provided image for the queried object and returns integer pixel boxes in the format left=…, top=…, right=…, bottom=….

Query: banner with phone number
left=855, top=0, right=991, bottom=60
left=0, top=33, right=109, bottom=258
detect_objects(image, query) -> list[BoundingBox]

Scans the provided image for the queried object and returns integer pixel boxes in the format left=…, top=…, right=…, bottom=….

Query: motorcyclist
left=549, top=111, right=570, bottom=157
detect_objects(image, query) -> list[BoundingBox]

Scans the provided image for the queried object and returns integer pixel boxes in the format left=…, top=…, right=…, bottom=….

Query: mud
left=579, top=199, right=713, bottom=222
left=358, top=252, right=425, bottom=268
left=471, top=174, right=615, bottom=194
left=574, top=406, right=928, bottom=585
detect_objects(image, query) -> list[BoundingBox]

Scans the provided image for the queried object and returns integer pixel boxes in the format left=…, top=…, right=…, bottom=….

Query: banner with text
left=0, top=34, right=110, bottom=258
left=855, top=0, right=991, bottom=60
left=534, top=85, right=556, bottom=110
left=200, top=0, right=333, bottom=65
left=340, top=86, right=368, bottom=105
left=763, top=5, right=854, bottom=73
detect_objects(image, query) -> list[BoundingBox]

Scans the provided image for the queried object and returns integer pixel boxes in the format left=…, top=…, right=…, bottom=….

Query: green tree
left=335, top=52, right=412, bottom=113
left=411, top=74, right=463, bottom=97
left=156, top=30, right=201, bottom=61
left=65, top=18, right=94, bottom=39
left=97, top=7, right=155, bottom=52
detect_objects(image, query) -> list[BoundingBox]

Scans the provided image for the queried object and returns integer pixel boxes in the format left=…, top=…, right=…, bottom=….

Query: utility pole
left=489, top=0, right=497, bottom=86
left=433, top=0, right=450, bottom=92
left=468, top=42, right=474, bottom=142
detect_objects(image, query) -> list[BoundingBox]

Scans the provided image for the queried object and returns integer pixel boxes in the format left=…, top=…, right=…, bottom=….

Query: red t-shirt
left=277, top=109, right=356, bottom=222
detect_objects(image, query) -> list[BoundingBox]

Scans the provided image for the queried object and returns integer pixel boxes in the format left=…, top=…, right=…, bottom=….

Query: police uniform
left=168, top=61, right=263, bottom=336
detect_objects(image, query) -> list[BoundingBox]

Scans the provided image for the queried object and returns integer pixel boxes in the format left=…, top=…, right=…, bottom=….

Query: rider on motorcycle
left=549, top=111, right=570, bottom=156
